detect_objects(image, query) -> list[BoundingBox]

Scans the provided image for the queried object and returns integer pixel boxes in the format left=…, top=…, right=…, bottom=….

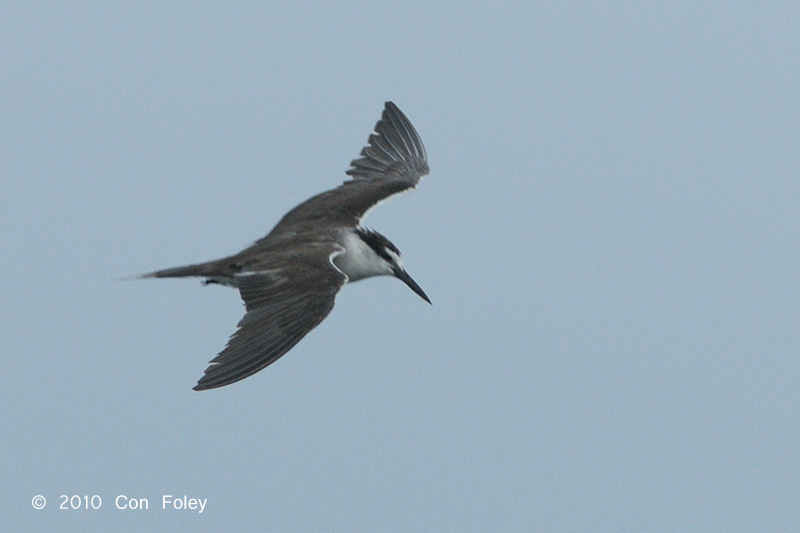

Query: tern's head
left=355, top=228, right=431, bottom=304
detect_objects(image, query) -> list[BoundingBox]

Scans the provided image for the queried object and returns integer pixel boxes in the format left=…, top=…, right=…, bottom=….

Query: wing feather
left=345, top=101, right=429, bottom=182
left=269, top=102, right=429, bottom=232
left=193, top=256, right=346, bottom=390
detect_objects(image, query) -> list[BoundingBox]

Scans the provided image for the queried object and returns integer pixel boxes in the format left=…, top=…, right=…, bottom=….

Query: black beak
left=394, top=267, right=432, bottom=304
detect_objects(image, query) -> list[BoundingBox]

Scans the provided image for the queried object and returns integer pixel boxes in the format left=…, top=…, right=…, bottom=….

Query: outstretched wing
left=193, top=250, right=347, bottom=390
left=270, top=101, right=429, bottom=232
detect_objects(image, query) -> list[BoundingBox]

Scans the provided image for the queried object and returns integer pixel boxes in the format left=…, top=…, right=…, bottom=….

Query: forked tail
left=140, top=261, right=220, bottom=280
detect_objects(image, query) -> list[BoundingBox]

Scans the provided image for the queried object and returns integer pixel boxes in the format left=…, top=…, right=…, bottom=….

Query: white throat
left=333, top=230, right=396, bottom=281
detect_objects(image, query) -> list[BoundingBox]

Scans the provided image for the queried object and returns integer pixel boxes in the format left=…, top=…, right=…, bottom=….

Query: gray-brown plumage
left=142, top=102, right=430, bottom=390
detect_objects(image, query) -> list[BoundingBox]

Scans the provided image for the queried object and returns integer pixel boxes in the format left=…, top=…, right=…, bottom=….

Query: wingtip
left=346, top=101, right=428, bottom=181
left=192, top=377, right=218, bottom=391
left=193, top=372, right=222, bottom=391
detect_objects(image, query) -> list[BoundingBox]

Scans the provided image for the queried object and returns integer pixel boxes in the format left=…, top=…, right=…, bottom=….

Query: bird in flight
left=143, top=102, right=431, bottom=390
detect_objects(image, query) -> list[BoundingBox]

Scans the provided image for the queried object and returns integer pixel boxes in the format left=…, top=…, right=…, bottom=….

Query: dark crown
left=356, top=228, right=400, bottom=261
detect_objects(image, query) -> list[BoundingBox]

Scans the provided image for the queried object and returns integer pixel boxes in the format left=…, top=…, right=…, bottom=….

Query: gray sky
left=3, top=3, right=798, bottom=530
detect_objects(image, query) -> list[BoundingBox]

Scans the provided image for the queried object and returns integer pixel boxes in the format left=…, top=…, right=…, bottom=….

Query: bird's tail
left=139, top=260, right=222, bottom=280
